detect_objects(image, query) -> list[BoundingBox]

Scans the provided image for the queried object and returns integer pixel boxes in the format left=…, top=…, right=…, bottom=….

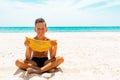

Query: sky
left=0, top=0, right=120, bottom=26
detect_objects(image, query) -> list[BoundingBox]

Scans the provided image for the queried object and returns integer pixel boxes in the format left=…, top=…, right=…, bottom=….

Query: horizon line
left=0, top=25, right=120, bottom=27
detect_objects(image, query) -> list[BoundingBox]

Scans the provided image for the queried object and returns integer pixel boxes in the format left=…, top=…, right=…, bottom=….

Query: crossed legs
left=15, top=56, right=64, bottom=73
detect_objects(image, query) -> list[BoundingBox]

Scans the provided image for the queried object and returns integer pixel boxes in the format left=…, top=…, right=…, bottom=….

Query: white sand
left=0, top=32, right=120, bottom=80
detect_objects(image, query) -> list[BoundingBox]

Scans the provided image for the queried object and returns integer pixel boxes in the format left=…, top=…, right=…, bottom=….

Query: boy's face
left=35, top=23, right=47, bottom=37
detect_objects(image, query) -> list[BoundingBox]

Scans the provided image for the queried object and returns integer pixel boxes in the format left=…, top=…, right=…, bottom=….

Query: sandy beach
left=0, top=32, right=120, bottom=80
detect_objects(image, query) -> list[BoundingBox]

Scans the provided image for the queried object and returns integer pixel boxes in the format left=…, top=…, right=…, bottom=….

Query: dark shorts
left=32, top=57, right=48, bottom=67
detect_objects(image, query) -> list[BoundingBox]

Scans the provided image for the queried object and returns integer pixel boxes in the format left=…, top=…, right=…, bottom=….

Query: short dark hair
left=35, top=18, right=47, bottom=27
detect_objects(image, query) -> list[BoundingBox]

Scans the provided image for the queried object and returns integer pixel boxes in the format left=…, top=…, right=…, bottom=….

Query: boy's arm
left=24, top=40, right=32, bottom=61
left=25, top=47, right=32, bottom=61
left=49, top=41, right=57, bottom=59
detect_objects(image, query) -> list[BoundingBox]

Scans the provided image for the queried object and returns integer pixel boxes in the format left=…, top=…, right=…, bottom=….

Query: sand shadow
left=14, top=67, right=63, bottom=80
left=13, top=69, right=29, bottom=80
left=42, top=67, right=63, bottom=79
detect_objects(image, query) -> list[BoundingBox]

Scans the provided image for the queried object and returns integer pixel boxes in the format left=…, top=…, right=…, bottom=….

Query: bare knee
left=15, top=59, right=22, bottom=67
left=56, top=56, right=64, bottom=63
left=15, top=59, right=26, bottom=69
left=50, top=56, right=64, bottom=68
left=60, top=56, right=64, bottom=63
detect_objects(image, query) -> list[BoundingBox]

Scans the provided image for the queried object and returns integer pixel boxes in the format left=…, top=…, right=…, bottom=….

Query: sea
left=0, top=26, right=120, bottom=33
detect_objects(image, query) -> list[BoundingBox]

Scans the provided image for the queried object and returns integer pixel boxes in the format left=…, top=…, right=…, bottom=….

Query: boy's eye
left=37, top=28, right=44, bottom=30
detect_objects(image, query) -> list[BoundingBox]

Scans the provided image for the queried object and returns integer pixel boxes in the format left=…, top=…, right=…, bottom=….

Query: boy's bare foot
left=27, top=68, right=41, bottom=74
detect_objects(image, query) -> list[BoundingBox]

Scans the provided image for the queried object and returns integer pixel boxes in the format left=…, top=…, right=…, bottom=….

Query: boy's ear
left=34, top=28, right=36, bottom=32
left=46, top=28, right=48, bottom=32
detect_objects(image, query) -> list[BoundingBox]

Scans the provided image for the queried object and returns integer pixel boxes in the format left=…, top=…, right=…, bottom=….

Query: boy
left=15, top=18, right=64, bottom=73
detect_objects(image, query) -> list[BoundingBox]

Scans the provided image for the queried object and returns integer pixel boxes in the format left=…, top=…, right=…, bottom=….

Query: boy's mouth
left=38, top=32, right=44, bottom=35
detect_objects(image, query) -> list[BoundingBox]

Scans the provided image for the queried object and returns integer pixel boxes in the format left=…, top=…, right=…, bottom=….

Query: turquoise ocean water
left=0, top=26, right=120, bottom=33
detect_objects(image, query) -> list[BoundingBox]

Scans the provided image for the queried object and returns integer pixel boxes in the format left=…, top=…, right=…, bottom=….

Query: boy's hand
left=24, top=40, right=30, bottom=47
left=24, top=59, right=30, bottom=63
left=51, top=57, right=56, bottom=62
left=50, top=41, right=57, bottom=46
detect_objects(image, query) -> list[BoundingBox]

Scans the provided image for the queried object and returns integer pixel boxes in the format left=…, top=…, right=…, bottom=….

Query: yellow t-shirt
left=26, top=37, right=56, bottom=52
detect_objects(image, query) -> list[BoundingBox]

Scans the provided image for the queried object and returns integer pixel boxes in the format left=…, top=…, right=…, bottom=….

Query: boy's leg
left=27, top=56, right=64, bottom=73
left=41, top=56, right=64, bottom=72
left=15, top=59, right=38, bottom=70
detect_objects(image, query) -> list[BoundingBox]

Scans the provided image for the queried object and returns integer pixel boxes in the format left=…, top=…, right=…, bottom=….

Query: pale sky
left=0, top=0, right=120, bottom=26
